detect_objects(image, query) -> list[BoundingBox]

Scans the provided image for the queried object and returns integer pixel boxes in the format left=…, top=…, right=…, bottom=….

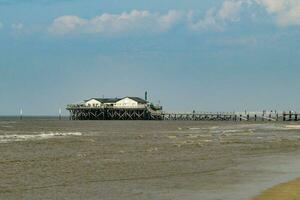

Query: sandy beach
left=253, top=178, right=300, bottom=200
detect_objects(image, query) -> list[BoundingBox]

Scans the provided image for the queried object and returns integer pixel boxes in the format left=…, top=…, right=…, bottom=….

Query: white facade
left=115, top=97, right=144, bottom=108
left=85, top=99, right=102, bottom=107
left=83, top=97, right=147, bottom=108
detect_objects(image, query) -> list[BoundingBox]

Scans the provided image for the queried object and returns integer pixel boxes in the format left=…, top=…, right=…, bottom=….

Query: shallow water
left=1, top=117, right=300, bottom=200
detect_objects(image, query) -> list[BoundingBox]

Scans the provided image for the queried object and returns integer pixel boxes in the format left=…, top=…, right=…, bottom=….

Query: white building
left=84, top=99, right=102, bottom=107
left=84, top=98, right=120, bottom=108
left=115, top=97, right=148, bottom=108
left=84, top=97, right=148, bottom=108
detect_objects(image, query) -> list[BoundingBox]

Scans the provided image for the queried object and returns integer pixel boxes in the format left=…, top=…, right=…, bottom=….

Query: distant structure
left=67, top=95, right=163, bottom=120
left=66, top=93, right=300, bottom=121
left=84, top=97, right=147, bottom=108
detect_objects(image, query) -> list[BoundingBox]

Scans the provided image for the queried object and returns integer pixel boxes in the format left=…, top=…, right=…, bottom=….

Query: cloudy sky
left=0, top=0, right=300, bottom=115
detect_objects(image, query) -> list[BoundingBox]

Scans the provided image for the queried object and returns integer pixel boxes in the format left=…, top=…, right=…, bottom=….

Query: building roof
left=125, top=97, right=148, bottom=104
left=85, top=97, right=148, bottom=104
left=85, top=98, right=121, bottom=103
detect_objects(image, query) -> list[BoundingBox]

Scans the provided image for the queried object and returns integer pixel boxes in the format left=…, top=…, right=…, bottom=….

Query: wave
left=0, top=132, right=82, bottom=143
left=0, top=121, right=17, bottom=124
left=188, top=127, right=201, bottom=130
left=285, top=125, right=300, bottom=130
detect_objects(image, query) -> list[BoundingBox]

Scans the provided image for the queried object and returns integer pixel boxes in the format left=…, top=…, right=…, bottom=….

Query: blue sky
left=1, top=0, right=300, bottom=115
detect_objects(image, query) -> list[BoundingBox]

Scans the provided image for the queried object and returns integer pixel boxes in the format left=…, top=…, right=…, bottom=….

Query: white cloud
left=218, top=0, right=243, bottom=20
left=11, top=23, right=24, bottom=30
left=188, top=9, right=223, bottom=31
left=49, top=10, right=183, bottom=35
left=188, top=0, right=251, bottom=31
left=189, top=0, right=300, bottom=31
left=49, top=15, right=87, bottom=35
left=255, top=0, right=300, bottom=26
left=48, top=1, right=300, bottom=36
left=255, top=0, right=287, bottom=13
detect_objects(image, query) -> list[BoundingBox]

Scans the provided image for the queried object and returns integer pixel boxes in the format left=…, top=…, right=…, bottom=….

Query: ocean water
left=1, top=117, right=300, bottom=200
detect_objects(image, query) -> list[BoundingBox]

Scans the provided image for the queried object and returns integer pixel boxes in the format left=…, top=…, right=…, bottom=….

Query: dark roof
left=85, top=98, right=121, bottom=103
left=85, top=97, right=148, bottom=104
left=126, top=97, right=148, bottom=104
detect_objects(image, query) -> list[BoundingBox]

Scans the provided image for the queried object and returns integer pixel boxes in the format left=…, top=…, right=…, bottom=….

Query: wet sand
left=1, top=118, right=300, bottom=199
left=253, top=178, right=300, bottom=200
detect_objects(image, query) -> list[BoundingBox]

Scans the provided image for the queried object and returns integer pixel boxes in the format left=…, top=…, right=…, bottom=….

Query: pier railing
left=161, top=111, right=300, bottom=121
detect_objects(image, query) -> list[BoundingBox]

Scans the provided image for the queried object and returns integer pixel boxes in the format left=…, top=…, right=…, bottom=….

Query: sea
left=1, top=117, right=300, bottom=200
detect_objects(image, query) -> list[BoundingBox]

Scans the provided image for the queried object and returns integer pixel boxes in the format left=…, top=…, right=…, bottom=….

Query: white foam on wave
left=0, top=121, right=17, bottom=124
left=285, top=125, right=300, bottom=130
left=1, top=125, right=14, bottom=128
left=0, top=132, right=82, bottom=143
left=222, top=130, right=240, bottom=133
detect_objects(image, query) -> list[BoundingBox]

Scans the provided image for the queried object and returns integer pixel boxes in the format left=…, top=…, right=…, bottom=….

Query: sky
left=1, top=0, right=300, bottom=115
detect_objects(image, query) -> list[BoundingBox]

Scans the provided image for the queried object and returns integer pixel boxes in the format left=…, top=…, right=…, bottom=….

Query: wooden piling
left=20, top=109, right=23, bottom=120
left=59, top=108, right=62, bottom=120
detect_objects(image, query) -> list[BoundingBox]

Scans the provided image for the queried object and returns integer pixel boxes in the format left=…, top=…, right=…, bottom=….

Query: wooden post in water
left=59, top=108, right=62, bottom=120
left=295, top=113, right=298, bottom=121
left=254, top=114, right=257, bottom=121
left=69, top=111, right=72, bottom=120
left=289, top=111, right=292, bottom=121
left=20, top=109, right=23, bottom=120
left=283, top=112, right=286, bottom=121
left=276, top=113, right=279, bottom=121
left=247, top=114, right=250, bottom=121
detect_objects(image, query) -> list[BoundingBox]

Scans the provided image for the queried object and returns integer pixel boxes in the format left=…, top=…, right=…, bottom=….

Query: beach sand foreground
left=253, top=178, right=300, bottom=200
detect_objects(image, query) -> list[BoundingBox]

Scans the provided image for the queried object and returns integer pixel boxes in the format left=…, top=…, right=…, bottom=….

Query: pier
left=162, top=111, right=300, bottom=121
left=162, top=112, right=235, bottom=121
left=67, top=95, right=163, bottom=120
left=67, top=95, right=300, bottom=121
left=67, top=106, right=162, bottom=120
left=67, top=106, right=300, bottom=122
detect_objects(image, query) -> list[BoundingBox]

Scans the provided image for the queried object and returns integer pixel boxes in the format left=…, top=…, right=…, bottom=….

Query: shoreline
left=253, top=178, right=300, bottom=200
left=209, top=149, right=300, bottom=200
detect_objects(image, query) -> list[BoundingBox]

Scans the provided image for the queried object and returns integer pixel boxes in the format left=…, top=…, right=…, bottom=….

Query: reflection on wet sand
left=253, top=178, right=300, bottom=200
